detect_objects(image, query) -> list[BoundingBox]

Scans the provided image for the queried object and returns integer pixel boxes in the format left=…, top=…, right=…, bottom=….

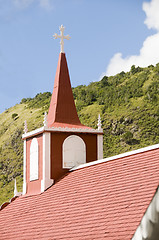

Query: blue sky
left=0, top=0, right=159, bottom=113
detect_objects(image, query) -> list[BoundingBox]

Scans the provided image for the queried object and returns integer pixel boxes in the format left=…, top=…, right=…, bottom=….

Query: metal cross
left=53, top=25, right=71, bottom=53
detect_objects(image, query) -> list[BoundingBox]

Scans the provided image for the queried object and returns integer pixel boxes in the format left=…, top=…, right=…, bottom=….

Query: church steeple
left=48, top=25, right=89, bottom=129
left=22, top=25, right=103, bottom=196
left=47, top=52, right=84, bottom=128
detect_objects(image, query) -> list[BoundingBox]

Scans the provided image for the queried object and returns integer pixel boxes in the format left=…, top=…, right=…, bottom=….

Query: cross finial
left=53, top=25, right=71, bottom=53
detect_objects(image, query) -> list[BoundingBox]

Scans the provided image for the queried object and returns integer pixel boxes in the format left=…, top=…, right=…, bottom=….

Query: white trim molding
left=97, top=134, right=103, bottom=160
left=132, top=187, right=159, bottom=240
left=22, top=126, right=103, bottom=139
left=23, top=139, right=27, bottom=195
left=71, top=144, right=159, bottom=171
left=22, top=127, right=44, bottom=139
left=41, top=132, right=54, bottom=192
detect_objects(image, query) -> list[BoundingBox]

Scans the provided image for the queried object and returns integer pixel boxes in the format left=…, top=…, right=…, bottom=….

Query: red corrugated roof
left=0, top=147, right=159, bottom=239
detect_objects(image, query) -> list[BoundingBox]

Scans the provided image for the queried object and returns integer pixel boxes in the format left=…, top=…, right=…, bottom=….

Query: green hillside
left=0, top=64, right=159, bottom=205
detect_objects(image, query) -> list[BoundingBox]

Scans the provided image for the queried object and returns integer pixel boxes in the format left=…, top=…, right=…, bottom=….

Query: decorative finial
left=43, top=111, right=48, bottom=127
left=97, top=114, right=102, bottom=130
left=14, top=179, right=18, bottom=197
left=53, top=25, right=71, bottom=53
left=24, top=120, right=28, bottom=134
left=14, top=179, right=22, bottom=197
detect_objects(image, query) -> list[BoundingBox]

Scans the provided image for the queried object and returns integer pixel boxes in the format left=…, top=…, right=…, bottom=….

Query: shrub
left=122, top=131, right=133, bottom=144
left=130, top=65, right=143, bottom=74
left=12, top=113, right=18, bottom=119
left=100, top=76, right=109, bottom=87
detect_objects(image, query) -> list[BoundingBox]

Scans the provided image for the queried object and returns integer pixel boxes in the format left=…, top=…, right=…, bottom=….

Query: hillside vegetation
left=0, top=64, right=159, bottom=205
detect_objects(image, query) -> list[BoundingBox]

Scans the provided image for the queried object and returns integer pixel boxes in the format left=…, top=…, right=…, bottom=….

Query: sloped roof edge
left=0, top=143, right=159, bottom=239
left=0, top=196, right=18, bottom=211
left=71, top=143, right=159, bottom=171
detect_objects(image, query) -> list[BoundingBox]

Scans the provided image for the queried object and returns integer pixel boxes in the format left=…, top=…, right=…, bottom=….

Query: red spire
left=48, top=53, right=89, bottom=129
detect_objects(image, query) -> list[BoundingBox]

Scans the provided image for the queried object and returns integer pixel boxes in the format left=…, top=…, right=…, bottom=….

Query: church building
left=0, top=25, right=159, bottom=240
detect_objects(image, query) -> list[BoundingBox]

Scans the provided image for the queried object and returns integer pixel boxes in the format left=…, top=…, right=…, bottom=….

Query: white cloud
left=13, top=0, right=53, bottom=10
left=143, top=0, right=159, bottom=30
left=105, top=0, right=159, bottom=77
left=39, top=0, right=53, bottom=11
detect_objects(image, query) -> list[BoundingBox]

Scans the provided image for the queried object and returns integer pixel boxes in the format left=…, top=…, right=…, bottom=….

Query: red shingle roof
left=0, top=147, right=159, bottom=239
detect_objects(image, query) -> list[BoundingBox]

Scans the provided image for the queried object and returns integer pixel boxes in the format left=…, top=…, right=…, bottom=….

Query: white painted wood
left=22, top=126, right=103, bottom=139
left=97, top=114, right=102, bottom=130
left=71, top=144, right=159, bottom=171
left=53, top=25, right=71, bottom=53
left=14, top=178, right=22, bottom=197
left=97, top=134, right=103, bottom=160
left=63, top=135, right=86, bottom=169
left=30, top=138, right=39, bottom=181
left=43, top=112, right=48, bottom=127
left=14, top=179, right=18, bottom=197
left=23, top=139, right=27, bottom=194
left=41, top=132, right=53, bottom=192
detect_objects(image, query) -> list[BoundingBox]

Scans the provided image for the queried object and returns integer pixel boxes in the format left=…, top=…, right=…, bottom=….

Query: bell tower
left=22, top=25, right=103, bottom=196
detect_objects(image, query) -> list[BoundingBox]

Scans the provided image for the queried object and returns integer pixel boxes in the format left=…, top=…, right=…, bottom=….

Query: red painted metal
left=47, top=53, right=90, bottom=129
